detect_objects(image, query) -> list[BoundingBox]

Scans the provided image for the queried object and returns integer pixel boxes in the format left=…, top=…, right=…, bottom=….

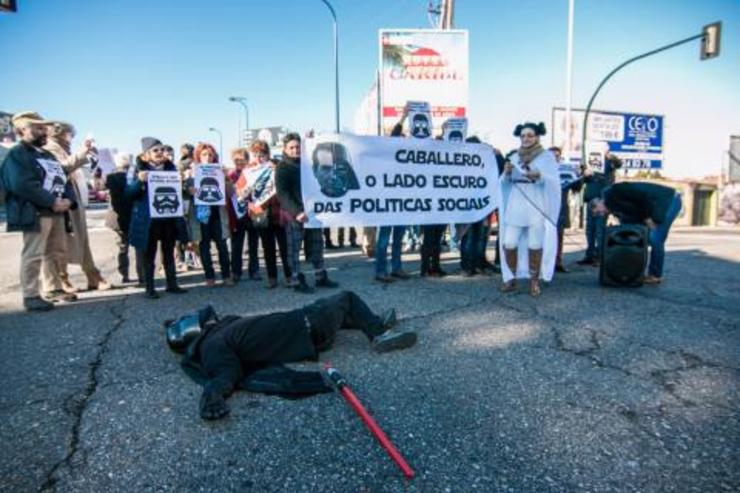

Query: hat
left=141, top=136, right=163, bottom=153
left=11, top=111, right=51, bottom=129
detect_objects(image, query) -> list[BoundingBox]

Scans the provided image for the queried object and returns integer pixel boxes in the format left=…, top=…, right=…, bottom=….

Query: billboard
left=552, top=108, right=664, bottom=169
left=0, top=111, right=15, bottom=145
left=243, top=126, right=289, bottom=156
left=379, top=29, right=468, bottom=136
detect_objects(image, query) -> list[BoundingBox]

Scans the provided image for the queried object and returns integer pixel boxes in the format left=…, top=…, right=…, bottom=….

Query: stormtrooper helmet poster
left=193, top=164, right=225, bottom=206
left=406, top=101, right=432, bottom=139
left=148, top=171, right=184, bottom=218
left=37, top=158, right=67, bottom=195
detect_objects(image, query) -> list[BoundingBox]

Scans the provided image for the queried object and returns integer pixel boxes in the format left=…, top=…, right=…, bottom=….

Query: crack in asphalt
left=38, top=296, right=128, bottom=493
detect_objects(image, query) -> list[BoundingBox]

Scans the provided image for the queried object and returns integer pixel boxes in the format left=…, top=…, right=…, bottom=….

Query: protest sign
left=302, top=133, right=500, bottom=228
left=96, top=148, right=117, bottom=176
left=243, top=164, right=276, bottom=206
left=406, top=101, right=432, bottom=139
left=147, top=171, right=183, bottom=218
left=193, top=164, right=225, bottom=206
left=37, top=158, right=66, bottom=195
left=442, top=118, right=468, bottom=142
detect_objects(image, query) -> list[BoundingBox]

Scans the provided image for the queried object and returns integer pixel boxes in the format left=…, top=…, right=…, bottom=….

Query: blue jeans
left=460, top=220, right=485, bottom=271
left=585, top=207, right=605, bottom=260
left=648, top=194, right=682, bottom=277
left=375, top=226, right=406, bottom=275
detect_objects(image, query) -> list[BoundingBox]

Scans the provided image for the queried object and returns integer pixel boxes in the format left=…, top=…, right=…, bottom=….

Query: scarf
left=518, top=143, right=544, bottom=167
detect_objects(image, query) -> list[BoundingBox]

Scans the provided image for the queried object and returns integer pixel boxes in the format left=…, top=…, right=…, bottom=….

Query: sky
left=1, top=0, right=737, bottom=178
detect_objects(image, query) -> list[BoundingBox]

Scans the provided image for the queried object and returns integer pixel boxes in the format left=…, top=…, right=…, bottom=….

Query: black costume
left=170, top=291, right=415, bottom=420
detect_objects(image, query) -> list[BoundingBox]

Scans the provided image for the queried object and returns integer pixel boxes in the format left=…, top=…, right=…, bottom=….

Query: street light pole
left=320, top=0, right=340, bottom=133
left=228, top=96, right=249, bottom=144
left=208, top=127, right=223, bottom=161
left=580, top=32, right=705, bottom=165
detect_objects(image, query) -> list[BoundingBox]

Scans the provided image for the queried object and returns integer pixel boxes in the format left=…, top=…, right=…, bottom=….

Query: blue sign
left=612, top=112, right=664, bottom=169
left=552, top=108, right=664, bottom=169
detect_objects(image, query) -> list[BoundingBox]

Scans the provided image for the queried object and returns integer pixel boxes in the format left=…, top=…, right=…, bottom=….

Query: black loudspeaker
left=599, top=224, right=648, bottom=287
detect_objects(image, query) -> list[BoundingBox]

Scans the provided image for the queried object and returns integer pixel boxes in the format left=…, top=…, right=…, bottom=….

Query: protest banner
left=302, top=133, right=500, bottom=228
left=37, top=158, right=66, bottom=195
left=380, top=29, right=468, bottom=135
left=193, top=164, right=225, bottom=206
left=147, top=171, right=183, bottom=218
left=442, top=118, right=468, bottom=142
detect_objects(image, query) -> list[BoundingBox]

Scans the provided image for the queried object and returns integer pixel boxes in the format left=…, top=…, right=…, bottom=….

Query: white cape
left=499, top=150, right=561, bottom=282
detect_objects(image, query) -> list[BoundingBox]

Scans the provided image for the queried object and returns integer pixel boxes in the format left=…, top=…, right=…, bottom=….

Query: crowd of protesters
left=1, top=109, right=682, bottom=311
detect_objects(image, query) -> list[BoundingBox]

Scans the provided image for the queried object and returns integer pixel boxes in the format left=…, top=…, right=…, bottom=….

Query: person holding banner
left=0, top=112, right=76, bottom=311
left=499, top=122, right=561, bottom=297
left=185, top=143, right=232, bottom=288
left=227, top=148, right=261, bottom=283
left=43, top=121, right=111, bottom=293
left=275, top=132, right=338, bottom=293
left=126, top=137, right=187, bottom=298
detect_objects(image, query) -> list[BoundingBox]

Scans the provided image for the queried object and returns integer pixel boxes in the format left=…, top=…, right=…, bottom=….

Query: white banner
left=193, top=164, right=225, bottom=206
left=302, top=133, right=500, bottom=228
left=380, top=29, right=468, bottom=136
left=147, top=171, right=183, bottom=218
left=37, top=158, right=66, bottom=195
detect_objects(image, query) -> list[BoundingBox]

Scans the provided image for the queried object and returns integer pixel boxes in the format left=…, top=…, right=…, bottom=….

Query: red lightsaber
left=324, top=363, right=415, bottom=480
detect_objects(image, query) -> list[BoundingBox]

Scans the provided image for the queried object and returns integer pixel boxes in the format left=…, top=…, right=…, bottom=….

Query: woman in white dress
left=499, top=122, right=561, bottom=296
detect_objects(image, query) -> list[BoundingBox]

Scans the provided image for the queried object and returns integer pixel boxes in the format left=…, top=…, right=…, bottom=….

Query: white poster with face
left=193, top=164, right=226, bottom=206
left=148, top=171, right=183, bottom=218
left=37, top=158, right=67, bottom=195
left=406, top=101, right=433, bottom=139
left=442, top=118, right=468, bottom=142
left=302, top=133, right=500, bottom=228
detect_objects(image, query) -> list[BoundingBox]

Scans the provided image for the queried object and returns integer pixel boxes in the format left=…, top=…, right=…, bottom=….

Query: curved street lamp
left=208, top=127, right=223, bottom=161
left=320, top=0, right=340, bottom=133
left=228, top=96, right=249, bottom=144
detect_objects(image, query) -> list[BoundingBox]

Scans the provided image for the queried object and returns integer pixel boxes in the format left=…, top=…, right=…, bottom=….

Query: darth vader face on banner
left=197, top=177, right=223, bottom=203
left=411, top=113, right=431, bottom=139
left=311, top=142, right=360, bottom=198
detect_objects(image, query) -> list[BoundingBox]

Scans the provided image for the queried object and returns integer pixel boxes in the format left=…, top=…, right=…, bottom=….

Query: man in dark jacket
left=275, top=132, right=338, bottom=293
left=105, top=154, right=142, bottom=284
left=591, top=182, right=682, bottom=284
left=577, top=154, right=621, bottom=266
left=0, top=112, right=75, bottom=311
left=166, top=290, right=417, bottom=420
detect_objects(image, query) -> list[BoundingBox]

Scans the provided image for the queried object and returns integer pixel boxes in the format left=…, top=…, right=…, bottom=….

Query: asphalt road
left=0, top=221, right=738, bottom=492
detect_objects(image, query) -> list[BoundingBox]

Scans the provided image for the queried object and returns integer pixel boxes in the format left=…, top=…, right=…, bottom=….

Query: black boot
left=294, top=273, right=314, bottom=294
left=315, top=270, right=338, bottom=288
left=164, top=259, right=187, bottom=294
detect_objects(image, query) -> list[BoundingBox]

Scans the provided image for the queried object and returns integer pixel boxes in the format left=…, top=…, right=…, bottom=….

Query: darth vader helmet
left=165, top=305, right=220, bottom=353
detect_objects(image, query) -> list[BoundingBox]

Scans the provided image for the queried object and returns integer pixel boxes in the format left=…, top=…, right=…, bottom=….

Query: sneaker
left=24, top=296, right=54, bottom=311
left=381, top=308, right=398, bottom=330
left=315, top=275, right=338, bottom=288
left=576, top=257, right=597, bottom=266
left=372, top=330, right=417, bottom=353
left=294, top=274, right=315, bottom=294
left=44, top=290, right=77, bottom=302
left=145, top=290, right=160, bottom=299
left=165, top=286, right=188, bottom=294
left=390, top=270, right=411, bottom=280
left=644, top=275, right=662, bottom=285
left=375, top=275, right=395, bottom=284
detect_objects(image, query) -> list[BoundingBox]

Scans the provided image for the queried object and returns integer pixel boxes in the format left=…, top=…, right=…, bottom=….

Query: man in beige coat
left=43, top=122, right=110, bottom=293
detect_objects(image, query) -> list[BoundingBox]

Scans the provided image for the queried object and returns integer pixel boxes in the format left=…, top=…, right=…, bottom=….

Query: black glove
left=200, top=387, right=230, bottom=421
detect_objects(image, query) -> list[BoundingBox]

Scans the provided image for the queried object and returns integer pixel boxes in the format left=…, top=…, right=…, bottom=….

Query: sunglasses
left=150, top=147, right=165, bottom=153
